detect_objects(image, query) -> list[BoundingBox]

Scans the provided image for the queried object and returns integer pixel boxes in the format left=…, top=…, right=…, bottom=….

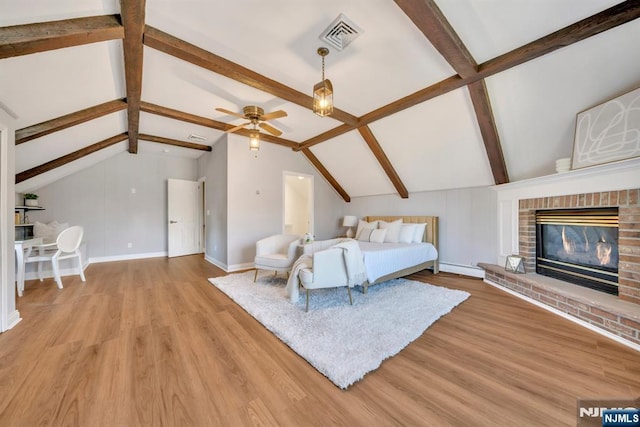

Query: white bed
left=357, top=241, right=438, bottom=284
left=359, top=215, right=439, bottom=292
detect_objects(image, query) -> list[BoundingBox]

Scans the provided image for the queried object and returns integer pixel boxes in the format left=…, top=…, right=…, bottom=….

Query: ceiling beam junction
left=296, top=1, right=640, bottom=150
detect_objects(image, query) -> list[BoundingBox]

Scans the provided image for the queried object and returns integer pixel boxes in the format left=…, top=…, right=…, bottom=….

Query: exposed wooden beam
left=16, top=133, right=128, bottom=183
left=0, top=15, right=123, bottom=59
left=143, top=26, right=359, bottom=126
left=120, top=0, right=146, bottom=154
left=358, top=126, right=409, bottom=199
left=139, top=134, right=212, bottom=151
left=478, top=0, right=640, bottom=78
left=295, top=75, right=468, bottom=151
left=394, top=0, right=477, bottom=78
left=140, top=101, right=299, bottom=149
left=301, top=149, right=350, bottom=203
left=395, top=0, right=507, bottom=184
left=298, top=1, right=640, bottom=152
left=15, top=99, right=127, bottom=145
left=467, top=80, right=509, bottom=184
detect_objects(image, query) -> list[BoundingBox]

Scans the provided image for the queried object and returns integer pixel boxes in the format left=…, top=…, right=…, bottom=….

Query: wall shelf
left=15, top=206, right=45, bottom=240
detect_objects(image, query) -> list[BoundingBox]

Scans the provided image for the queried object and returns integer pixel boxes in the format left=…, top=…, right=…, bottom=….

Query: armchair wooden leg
left=347, top=286, right=353, bottom=305
left=253, top=269, right=259, bottom=282
left=306, top=289, right=310, bottom=313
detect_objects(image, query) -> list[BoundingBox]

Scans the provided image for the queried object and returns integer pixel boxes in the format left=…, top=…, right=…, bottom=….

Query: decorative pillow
left=412, top=223, right=427, bottom=243
left=399, top=224, right=417, bottom=243
left=33, top=221, right=69, bottom=244
left=356, top=228, right=374, bottom=242
left=355, top=219, right=377, bottom=239
left=369, top=228, right=387, bottom=244
left=378, top=219, right=403, bottom=243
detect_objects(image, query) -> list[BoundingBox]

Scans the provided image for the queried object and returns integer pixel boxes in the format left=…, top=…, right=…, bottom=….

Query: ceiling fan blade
left=259, top=122, right=282, bottom=136
left=226, top=122, right=251, bottom=133
left=216, top=107, right=245, bottom=119
left=260, top=110, right=288, bottom=121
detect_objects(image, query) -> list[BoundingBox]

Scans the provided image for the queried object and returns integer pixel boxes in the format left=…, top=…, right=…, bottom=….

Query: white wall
left=27, top=151, right=197, bottom=260
left=0, top=107, right=20, bottom=331
left=197, top=136, right=228, bottom=267
left=225, top=135, right=345, bottom=270
left=346, top=186, right=498, bottom=276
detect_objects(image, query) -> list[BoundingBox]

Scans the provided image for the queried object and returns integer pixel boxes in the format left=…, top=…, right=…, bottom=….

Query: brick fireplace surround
left=482, top=188, right=640, bottom=347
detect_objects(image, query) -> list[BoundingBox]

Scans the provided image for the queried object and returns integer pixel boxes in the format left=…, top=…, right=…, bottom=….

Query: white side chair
left=297, top=247, right=353, bottom=312
left=23, top=225, right=86, bottom=290
left=254, top=234, right=300, bottom=282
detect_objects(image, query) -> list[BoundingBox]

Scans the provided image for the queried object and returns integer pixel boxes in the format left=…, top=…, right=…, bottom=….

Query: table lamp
left=343, top=215, right=358, bottom=238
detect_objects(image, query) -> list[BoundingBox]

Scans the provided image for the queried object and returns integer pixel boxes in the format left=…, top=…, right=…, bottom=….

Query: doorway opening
left=283, top=172, right=313, bottom=236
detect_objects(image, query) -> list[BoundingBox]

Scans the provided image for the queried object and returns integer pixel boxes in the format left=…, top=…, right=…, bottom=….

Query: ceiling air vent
left=319, top=13, right=363, bottom=51
left=188, top=134, right=207, bottom=142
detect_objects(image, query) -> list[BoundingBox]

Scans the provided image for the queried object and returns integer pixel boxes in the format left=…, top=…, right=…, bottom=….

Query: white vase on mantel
left=25, top=199, right=38, bottom=207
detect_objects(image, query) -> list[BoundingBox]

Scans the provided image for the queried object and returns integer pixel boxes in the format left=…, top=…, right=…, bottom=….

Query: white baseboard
left=204, top=255, right=254, bottom=273
left=204, top=254, right=228, bottom=271
left=89, top=251, right=167, bottom=264
left=6, top=309, right=21, bottom=330
left=483, top=278, right=640, bottom=353
left=227, top=262, right=254, bottom=272
left=440, top=262, right=485, bottom=278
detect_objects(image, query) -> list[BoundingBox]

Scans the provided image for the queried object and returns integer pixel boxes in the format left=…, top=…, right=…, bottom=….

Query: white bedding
left=356, top=241, right=438, bottom=283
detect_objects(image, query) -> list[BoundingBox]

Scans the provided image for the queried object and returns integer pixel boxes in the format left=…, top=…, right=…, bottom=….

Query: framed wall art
left=572, top=86, right=640, bottom=170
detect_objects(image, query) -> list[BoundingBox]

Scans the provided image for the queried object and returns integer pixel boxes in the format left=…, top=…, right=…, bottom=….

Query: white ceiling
left=2, top=1, right=639, bottom=197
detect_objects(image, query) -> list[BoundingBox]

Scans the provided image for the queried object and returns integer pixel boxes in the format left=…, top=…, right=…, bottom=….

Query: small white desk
left=14, top=237, right=42, bottom=297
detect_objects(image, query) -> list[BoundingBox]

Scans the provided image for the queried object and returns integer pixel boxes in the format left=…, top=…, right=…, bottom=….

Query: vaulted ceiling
left=2, top=1, right=639, bottom=200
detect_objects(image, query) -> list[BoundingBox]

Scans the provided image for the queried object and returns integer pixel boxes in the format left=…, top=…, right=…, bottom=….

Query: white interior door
left=168, top=179, right=201, bottom=258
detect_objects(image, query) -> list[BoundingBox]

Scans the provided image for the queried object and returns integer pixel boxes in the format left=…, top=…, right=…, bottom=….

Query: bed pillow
left=412, top=223, right=427, bottom=243
left=378, top=219, right=402, bottom=243
left=369, top=228, right=387, bottom=243
left=356, top=227, right=374, bottom=242
left=34, top=220, right=69, bottom=244
left=399, top=223, right=417, bottom=243
left=355, top=219, right=377, bottom=239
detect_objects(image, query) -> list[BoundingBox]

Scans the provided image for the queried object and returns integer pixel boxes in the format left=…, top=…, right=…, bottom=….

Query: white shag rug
left=208, top=271, right=470, bottom=389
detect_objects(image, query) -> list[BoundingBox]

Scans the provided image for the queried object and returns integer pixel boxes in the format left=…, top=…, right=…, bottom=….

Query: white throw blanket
left=332, top=239, right=367, bottom=287
left=285, top=254, right=312, bottom=303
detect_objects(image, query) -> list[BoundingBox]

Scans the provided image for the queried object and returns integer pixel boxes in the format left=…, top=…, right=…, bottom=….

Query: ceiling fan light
left=248, top=129, right=260, bottom=151
left=313, top=79, right=333, bottom=117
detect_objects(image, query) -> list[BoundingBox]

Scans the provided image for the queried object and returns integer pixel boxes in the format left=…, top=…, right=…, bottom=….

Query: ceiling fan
left=216, top=106, right=287, bottom=137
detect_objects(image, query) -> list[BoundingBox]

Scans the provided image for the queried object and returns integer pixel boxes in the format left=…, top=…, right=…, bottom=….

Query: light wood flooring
left=1, top=255, right=639, bottom=426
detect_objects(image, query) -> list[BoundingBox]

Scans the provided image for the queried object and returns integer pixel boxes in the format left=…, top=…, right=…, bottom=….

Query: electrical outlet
left=127, top=242, right=133, bottom=248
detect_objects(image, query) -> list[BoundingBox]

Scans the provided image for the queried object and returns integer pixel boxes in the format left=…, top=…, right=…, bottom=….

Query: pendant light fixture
left=313, top=47, right=333, bottom=117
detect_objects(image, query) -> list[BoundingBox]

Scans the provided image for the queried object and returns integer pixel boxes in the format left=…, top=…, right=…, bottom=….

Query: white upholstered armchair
left=254, top=234, right=300, bottom=282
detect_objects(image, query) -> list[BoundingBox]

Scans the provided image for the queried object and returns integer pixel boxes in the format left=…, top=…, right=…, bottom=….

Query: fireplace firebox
left=536, top=208, right=619, bottom=295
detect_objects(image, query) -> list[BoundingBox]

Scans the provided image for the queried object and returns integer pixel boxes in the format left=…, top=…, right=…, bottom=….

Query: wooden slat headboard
left=364, top=215, right=439, bottom=250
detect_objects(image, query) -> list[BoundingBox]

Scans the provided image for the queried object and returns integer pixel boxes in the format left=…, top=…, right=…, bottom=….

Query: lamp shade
left=343, top=215, right=358, bottom=227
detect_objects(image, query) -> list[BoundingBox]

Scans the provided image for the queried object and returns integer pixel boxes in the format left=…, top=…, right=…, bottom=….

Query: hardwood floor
left=1, top=255, right=638, bottom=426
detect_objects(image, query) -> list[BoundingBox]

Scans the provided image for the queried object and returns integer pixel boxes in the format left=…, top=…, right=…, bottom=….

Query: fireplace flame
left=596, top=239, right=612, bottom=265
left=561, top=226, right=574, bottom=254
